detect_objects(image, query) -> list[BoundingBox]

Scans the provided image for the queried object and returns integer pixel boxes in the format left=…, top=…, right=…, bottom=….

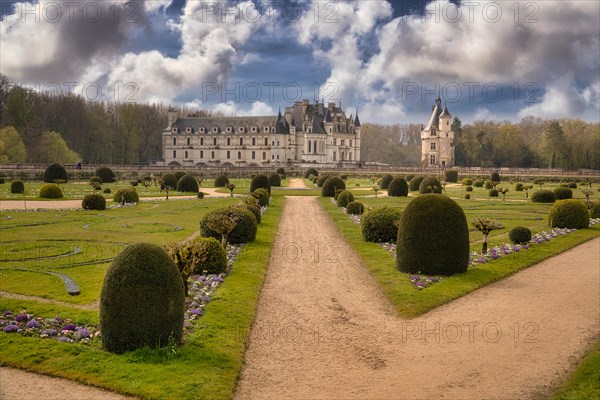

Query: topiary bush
left=548, top=200, right=589, bottom=229
left=589, top=201, right=600, bottom=218
left=184, top=237, right=228, bottom=274
left=82, top=193, right=106, bottom=210
left=304, top=167, right=318, bottom=178
left=509, top=227, right=531, bottom=244
left=95, top=167, right=116, bottom=183
left=252, top=188, right=270, bottom=207
left=388, top=177, right=409, bottom=197
left=346, top=201, right=365, bottom=215
left=462, top=178, right=473, bottom=186
left=465, top=186, right=473, bottom=192
left=361, top=207, right=402, bottom=243
left=568, top=182, right=577, bottom=189
left=490, top=172, right=501, bottom=183
left=515, top=182, right=524, bottom=191
left=321, top=176, right=346, bottom=197
left=405, top=174, right=415, bottom=182
left=336, top=190, right=354, bottom=208
left=214, top=174, right=229, bottom=187
left=489, top=189, right=499, bottom=197
left=316, top=173, right=335, bottom=187
left=267, top=172, right=281, bottom=187
left=553, top=187, right=573, bottom=200
left=10, top=180, right=24, bottom=194
left=276, top=167, right=286, bottom=178
left=200, top=206, right=258, bottom=244
left=408, top=176, right=425, bottom=191
left=174, top=171, right=186, bottom=182
left=103, top=188, right=111, bottom=194
left=379, top=174, right=394, bottom=190
left=100, top=243, right=185, bottom=354
left=113, top=188, right=139, bottom=204
left=90, top=176, right=103, bottom=185
left=464, top=194, right=471, bottom=200
left=237, top=202, right=261, bottom=224
left=159, top=173, right=176, bottom=190
left=531, top=190, right=556, bottom=203
left=396, top=195, right=469, bottom=275
left=418, top=177, right=442, bottom=194
left=250, top=174, right=271, bottom=194
left=484, top=180, right=494, bottom=189
left=177, top=174, right=199, bottom=193
left=43, top=163, right=68, bottom=183
left=39, top=183, right=64, bottom=199
left=444, top=169, right=459, bottom=183
left=473, top=179, right=484, bottom=187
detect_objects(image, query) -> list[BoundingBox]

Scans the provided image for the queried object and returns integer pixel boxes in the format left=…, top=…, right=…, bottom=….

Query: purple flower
left=42, top=329, right=58, bottom=337
left=213, top=276, right=224, bottom=283
left=25, top=320, right=42, bottom=329
left=190, top=308, right=204, bottom=316
left=3, top=324, right=19, bottom=333
left=62, top=323, right=76, bottom=331
left=409, top=275, right=421, bottom=281
left=76, top=328, right=90, bottom=338
left=54, top=317, right=63, bottom=323
left=415, top=282, right=427, bottom=288
left=15, top=314, right=29, bottom=322
left=57, top=336, right=70, bottom=342
left=3, top=310, right=13, bottom=316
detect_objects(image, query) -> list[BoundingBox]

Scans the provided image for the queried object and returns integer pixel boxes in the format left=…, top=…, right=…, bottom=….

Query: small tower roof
left=354, top=109, right=361, bottom=127
left=441, top=105, right=451, bottom=118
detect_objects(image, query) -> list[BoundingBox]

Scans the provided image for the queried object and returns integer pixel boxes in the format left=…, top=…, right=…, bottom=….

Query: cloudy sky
left=1, top=0, right=599, bottom=124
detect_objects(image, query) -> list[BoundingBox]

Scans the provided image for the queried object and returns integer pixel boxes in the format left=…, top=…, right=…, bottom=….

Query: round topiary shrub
left=444, top=169, right=459, bottom=183
left=321, top=176, right=346, bottom=197
left=484, top=180, right=494, bottom=189
left=252, top=188, right=269, bottom=207
left=43, top=163, right=68, bottom=183
left=113, top=188, right=139, bottom=204
left=90, top=176, right=103, bottom=184
left=462, top=178, right=473, bottom=186
left=388, top=177, right=409, bottom=197
left=360, top=207, right=402, bottom=243
left=464, top=194, right=471, bottom=200
left=553, top=187, right=573, bottom=200
left=489, top=189, right=499, bottom=197
left=465, top=186, right=473, bottom=192
left=548, top=200, right=589, bottom=229
left=531, top=190, right=556, bottom=203
left=589, top=201, right=600, bottom=218
left=103, top=188, right=111, bottom=194
left=405, top=174, right=415, bottom=182
left=276, top=167, right=286, bottom=178
left=533, top=178, right=545, bottom=186
left=177, top=174, right=199, bottom=193
left=509, top=227, right=531, bottom=244
left=82, top=193, right=106, bottom=210
left=200, top=206, right=258, bottom=244
left=189, top=237, right=228, bottom=274
left=130, top=181, right=138, bottom=187
left=379, top=174, right=394, bottom=190
left=161, top=173, right=177, bottom=190
left=250, top=174, right=271, bottom=194
left=174, top=171, right=186, bottom=182
left=39, top=183, right=63, bottom=199
left=346, top=201, right=365, bottom=215
left=396, top=195, right=469, bottom=275
left=568, top=182, right=577, bottom=189
left=490, top=172, right=501, bottom=183
left=473, top=179, right=484, bottom=187
left=267, top=172, right=281, bottom=187
left=10, top=180, right=24, bottom=194
left=336, top=190, right=354, bottom=208
left=95, top=167, right=116, bottom=183
left=304, top=167, right=318, bottom=178
left=408, top=176, right=425, bottom=191
left=237, top=202, right=261, bottom=224
left=515, top=182, right=524, bottom=191
left=214, top=174, right=229, bottom=187
left=418, top=177, right=442, bottom=194
left=100, top=243, right=185, bottom=354
left=316, top=173, right=334, bottom=187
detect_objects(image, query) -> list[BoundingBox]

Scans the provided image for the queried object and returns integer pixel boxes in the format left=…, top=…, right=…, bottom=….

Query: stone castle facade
left=421, top=96, right=455, bottom=167
left=162, top=99, right=361, bottom=167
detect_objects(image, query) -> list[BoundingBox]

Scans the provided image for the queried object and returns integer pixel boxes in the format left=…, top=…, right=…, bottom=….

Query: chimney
left=167, top=108, right=178, bottom=127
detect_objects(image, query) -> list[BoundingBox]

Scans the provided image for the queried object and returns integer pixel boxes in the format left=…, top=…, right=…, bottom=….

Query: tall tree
left=35, top=131, right=80, bottom=163
left=0, top=126, right=27, bottom=163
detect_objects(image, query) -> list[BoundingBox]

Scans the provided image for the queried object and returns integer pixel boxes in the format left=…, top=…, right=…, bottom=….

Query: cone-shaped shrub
left=214, top=174, right=229, bottom=187
left=162, top=173, right=178, bottom=189
left=396, top=194, right=469, bottom=275
left=267, top=172, right=281, bottom=187
left=250, top=174, right=271, bottom=194
left=418, top=177, right=442, bottom=194
left=100, top=243, right=185, bottom=354
left=346, top=201, right=365, bottom=215
left=95, top=167, right=116, bottom=183
left=82, top=193, right=106, bottom=210
left=548, top=200, right=589, bottom=229
left=387, top=177, right=408, bottom=197
left=379, top=174, right=393, bottom=190
left=361, top=207, right=402, bottom=243
left=39, top=183, right=63, bottom=198
left=336, top=190, right=354, bottom=207
left=321, top=176, right=346, bottom=197
left=177, top=174, right=199, bottom=192
left=43, top=163, right=68, bottom=183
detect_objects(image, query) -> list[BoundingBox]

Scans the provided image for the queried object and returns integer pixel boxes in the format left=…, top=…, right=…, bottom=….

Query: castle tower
left=421, top=97, right=454, bottom=167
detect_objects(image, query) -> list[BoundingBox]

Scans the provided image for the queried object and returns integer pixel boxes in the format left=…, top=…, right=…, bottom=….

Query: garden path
left=234, top=196, right=599, bottom=399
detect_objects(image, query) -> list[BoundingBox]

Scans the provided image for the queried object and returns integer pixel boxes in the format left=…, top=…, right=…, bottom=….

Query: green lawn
left=553, top=339, right=600, bottom=400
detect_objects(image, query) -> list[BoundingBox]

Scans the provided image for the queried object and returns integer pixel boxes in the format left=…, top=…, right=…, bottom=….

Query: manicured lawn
left=0, top=196, right=283, bottom=399
left=553, top=339, right=600, bottom=400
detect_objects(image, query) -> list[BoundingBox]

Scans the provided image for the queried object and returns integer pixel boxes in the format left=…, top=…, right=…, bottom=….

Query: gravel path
left=234, top=196, right=600, bottom=399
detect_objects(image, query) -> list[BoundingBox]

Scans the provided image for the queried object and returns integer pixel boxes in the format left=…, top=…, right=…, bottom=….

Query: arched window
left=308, top=141, right=312, bottom=153
left=262, top=152, right=266, bottom=160
left=184, top=151, right=188, bottom=158
left=238, top=151, right=241, bottom=159
left=313, top=140, right=317, bottom=154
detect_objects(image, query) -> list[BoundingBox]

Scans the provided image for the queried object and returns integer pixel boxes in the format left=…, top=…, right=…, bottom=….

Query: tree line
left=1, top=73, right=598, bottom=169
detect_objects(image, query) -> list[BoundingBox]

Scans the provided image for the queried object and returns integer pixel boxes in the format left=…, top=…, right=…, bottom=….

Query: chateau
left=421, top=96, right=455, bottom=167
left=162, top=99, right=361, bottom=167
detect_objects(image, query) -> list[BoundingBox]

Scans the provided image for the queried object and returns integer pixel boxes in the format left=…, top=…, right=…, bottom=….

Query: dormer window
left=172, top=127, right=179, bottom=133
left=199, top=127, right=205, bottom=133
left=252, top=126, right=257, bottom=132
left=186, top=127, right=192, bottom=133
left=212, top=127, right=219, bottom=133
left=431, top=128, right=437, bottom=136
left=239, top=127, right=245, bottom=133
left=226, top=126, right=232, bottom=133
left=264, top=127, right=269, bottom=132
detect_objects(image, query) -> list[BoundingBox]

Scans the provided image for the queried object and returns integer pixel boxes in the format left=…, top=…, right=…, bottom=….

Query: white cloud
left=210, top=100, right=274, bottom=116
left=517, top=80, right=599, bottom=119
left=144, top=0, right=173, bottom=14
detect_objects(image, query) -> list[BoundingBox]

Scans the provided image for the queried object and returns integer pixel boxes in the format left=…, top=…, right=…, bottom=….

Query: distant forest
left=1, top=73, right=598, bottom=169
